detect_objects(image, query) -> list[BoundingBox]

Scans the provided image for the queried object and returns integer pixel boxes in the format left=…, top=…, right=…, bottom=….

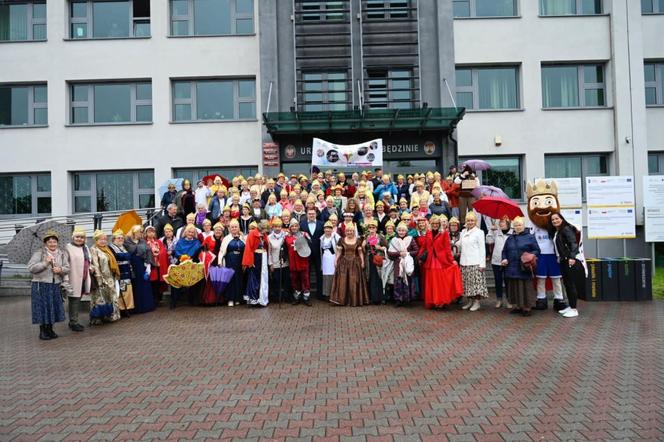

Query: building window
left=297, top=0, right=346, bottom=22
left=540, top=0, right=602, bottom=15
left=365, top=0, right=410, bottom=20
left=0, top=1, right=46, bottom=41
left=545, top=154, right=609, bottom=196
left=453, top=0, right=518, bottom=17
left=459, top=156, right=522, bottom=200
left=172, top=78, right=256, bottom=122
left=69, top=0, right=150, bottom=39
left=174, top=167, right=258, bottom=184
left=645, top=62, right=664, bottom=106
left=300, top=72, right=349, bottom=111
left=0, top=173, right=51, bottom=215
left=542, top=64, right=606, bottom=108
left=455, top=66, right=519, bottom=110
left=0, top=83, right=47, bottom=127
left=73, top=170, right=154, bottom=213
left=642, top=0, right=664, bottom=13
left=648, top=152, right=664, bottom=175
left=69, top=81, right=152, bottom=125
left=366, top=69, right=415, bottom=109
left=170, top=0, right=253, bottom=36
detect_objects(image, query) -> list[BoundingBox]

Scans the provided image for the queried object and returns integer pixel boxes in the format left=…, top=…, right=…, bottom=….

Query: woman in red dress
left=145, top=226, right=169, bottom=306
left=421, top=215, right=463, bottom=309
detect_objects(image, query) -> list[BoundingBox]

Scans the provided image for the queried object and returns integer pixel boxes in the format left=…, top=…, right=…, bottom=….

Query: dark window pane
left=74, top=173, right=91, bottom=191
left=238, top=80, right=255, bottom=98
left=239, top=102, right=255, bottom=119
left=94, top=84, right=131, bottom=123
left=136, top=83, right=152, bottom=100
left=644, top=64, right=656, bottom=82
left=196, top=81, right=233, bottom=120
left=585, top=155, right=607, bottom=175
left=96, top=172, right=133, bottom=211
left=584, top=65, right=603, bottom=83
left=453, top=0, right=470, bottom=17
left=456, top=69, right=472, bottom=87
left=581, top=0, right=602, bottom=14
left=0, top=4, right=28, bottom=41
left=34, top=108, right=47, bottom=125
left=93, top=1, right=130, bottom=38
left=540, top=0, right=575, bottom=15
left=37, top=197, right=51, bottom=214
left=545, top=156, right=581, bottom=178
left=456, top=92, right=473, bottom=109
left=72, top=107, right=88, bottom=124
left=584, top=88, right=605, bottom=106
left=36, top=174, right=50, bottom=192
left=33, top=24, right=46, bottom=39
left=171, top=20, right=189, bottom=35
left=476, top=0, right=516, bottom=16
left=0, top=177, right=12, bottom=214
left=649, top=154, right=659, bottom=174
left=194, top=0, right=231, bottom=35
left=71, top=1, right=87, bottom=18
left=641, top=0, right=653, bottom=13
left=33, top=3, right=46, bottom=19
left=646, top=87, right=658, bottom=105
left=136, top=105, right=152, bottom=122
left=139, top=194, right=155, bottom=209
left=173, top=82, right=191, bottom=99
left=0, top=87, right=28, bottom=126
left=34, top=85, right=47, bottom=103
left=138, top=171, right=154, bottom=189
left=73, top=84, right=88, bottom=102
left=75, top=196, right=91, bottom=213
left=174, top=104, right=191, bottom=121
left=133, top=0, right=150, bottom=17
left=542, top=66, right=579, bottom=107
left=14, top=176, right=32, bottom=214
left=236, top=18, right=253, bottom=34
left=482, top=158, right=521, bottom=199
left=172, top=0, right=189, bottom=15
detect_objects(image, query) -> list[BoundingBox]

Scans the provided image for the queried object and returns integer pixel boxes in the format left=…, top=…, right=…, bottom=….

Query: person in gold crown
left=526, top=179, right=568, bottom=312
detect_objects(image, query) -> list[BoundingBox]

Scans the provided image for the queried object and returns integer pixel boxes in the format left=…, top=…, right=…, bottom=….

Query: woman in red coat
left=145, top=226, right=169, bottom=306
left=421, top=215, right=463, bottom=309
left=242, top=221, right=270, bottom=307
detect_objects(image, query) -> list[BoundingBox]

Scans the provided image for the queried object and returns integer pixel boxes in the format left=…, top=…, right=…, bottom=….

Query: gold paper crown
left=526, top=179, right=558, bottom=199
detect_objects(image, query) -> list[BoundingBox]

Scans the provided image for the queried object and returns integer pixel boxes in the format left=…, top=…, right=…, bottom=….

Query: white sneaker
left=562, top=308, right=578, bottom=318
left=495, top=300, right=502, bottom=309
left=558, top=307, right=572, bottom=315
left=228, top=301, right=234, bottom=307
left=469, top=300, right=481, bottom=312
left=461, top=299, right=473, bottom=310
left=504, top=299, right=514, bottom=309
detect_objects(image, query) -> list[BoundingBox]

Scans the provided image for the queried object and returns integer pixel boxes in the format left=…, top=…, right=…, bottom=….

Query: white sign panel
left=561, top=208, right=583, bottom=229
left=586, top=176, right=635, bottom=207
left=311, top=138, right=383, bottom=168
left=587, top=207, right=636, bottom=239
left=645, top=208, right=664, bottom=242
left=553, top=178, right=583, bottom=208
left=643, top=176, right=664, bottom=207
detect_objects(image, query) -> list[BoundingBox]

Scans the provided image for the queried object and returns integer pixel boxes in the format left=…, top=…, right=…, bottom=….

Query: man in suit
left=301, top=208, right=324, bottom=299
left=261, top=178, right=280, bottom=205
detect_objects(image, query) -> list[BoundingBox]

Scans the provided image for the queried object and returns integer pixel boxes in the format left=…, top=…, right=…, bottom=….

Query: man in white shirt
left=194, top=180, right=210, bottom=208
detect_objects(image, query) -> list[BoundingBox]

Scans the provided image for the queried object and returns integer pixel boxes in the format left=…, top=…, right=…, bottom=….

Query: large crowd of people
left=28, top=166, right=586, bottom=341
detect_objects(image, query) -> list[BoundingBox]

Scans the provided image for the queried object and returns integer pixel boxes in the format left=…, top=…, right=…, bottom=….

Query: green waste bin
left=632, top=258, right=652, bottom=301
left=616, top=258, right=635, bottom=302
left=600, top=258, right=620, bottom=301
left=583, top=259, right=602, bottom=302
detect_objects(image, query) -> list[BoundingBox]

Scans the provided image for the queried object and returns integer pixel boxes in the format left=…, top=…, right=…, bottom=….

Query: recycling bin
left=583, top=259, right=602, bottom=302
left=632, top=258, right=653, bottom=301
left=600, top=258, right=620, bottom=301
left=616, top=258, right=635, bottom=302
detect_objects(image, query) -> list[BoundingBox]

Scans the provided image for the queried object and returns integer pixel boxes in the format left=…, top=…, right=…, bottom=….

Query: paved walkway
left=1, top=296, right=663, bottom=441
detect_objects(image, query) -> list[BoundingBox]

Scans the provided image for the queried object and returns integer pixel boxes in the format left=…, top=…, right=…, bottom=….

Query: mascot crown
left=526, top=179, right=558, bottom=199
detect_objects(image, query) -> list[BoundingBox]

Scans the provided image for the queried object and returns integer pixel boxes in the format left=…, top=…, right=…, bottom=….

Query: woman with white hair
left=124, top=225, right=156, bottom=314
left=65, top=227, right=92, bottom=331
left=218, top=219, right=245, bottom=306
left=501, top=216, right=540, bottom=316
left=459, top=212, right=488, bottom=311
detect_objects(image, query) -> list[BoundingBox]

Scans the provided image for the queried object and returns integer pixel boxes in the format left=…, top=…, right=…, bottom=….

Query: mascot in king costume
left=526, top=179, right=569, bottom=311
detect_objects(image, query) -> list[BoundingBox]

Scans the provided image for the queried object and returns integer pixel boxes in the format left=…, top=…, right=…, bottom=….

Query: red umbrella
left=201, top=174, right=231, bottom=187
left=472, top=196, right=523, bottom=220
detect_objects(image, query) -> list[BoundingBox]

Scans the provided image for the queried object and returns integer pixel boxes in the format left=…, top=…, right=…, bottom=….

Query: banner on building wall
left=311, top=138, right=383, bottom=168
left=586, top=176, right=636, bottom=239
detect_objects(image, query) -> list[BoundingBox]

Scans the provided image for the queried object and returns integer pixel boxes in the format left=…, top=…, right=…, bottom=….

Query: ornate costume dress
left=387, top=235, right=419, bottom=303
left=330, top=239, right=369, bottom=307
left=242, top=229, right=269, bottom=306
left=220, top=235, right=245, bottom=303
left=320, top=233, right=340, bottom=297
left=421, top=230, right=463, bottom=308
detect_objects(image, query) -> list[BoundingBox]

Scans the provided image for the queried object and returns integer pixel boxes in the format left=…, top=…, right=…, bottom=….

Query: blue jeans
left=492, top=264, right=505, bottom=299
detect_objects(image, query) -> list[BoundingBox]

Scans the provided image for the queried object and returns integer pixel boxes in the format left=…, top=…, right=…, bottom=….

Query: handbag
left=520, top=252, right=538, bottom=274
left=372, top=254, right=384, bottom=267
left=117, top=280, right=135, bottom=310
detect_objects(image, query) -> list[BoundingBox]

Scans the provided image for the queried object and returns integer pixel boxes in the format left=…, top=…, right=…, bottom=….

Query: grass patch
left=653, top=267, right=664, bottom=300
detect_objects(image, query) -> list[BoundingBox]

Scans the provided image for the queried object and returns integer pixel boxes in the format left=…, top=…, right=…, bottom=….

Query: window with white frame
left=453, top=0, right=517, bottom=17
left=542, top=64, right=606, bottom=108
left=540, top=0, right=602, bottom=15
left=170, top=0, right=254, bottom=36
left=365, top=0, right=410, bottom=20
left=545, top=153, right=609, bottom=196
left=73, top=170, right=154, bottom=213
left=69, top=81, right=152, bottom=125
left=459, top=156, right=523, bottom=199
left=0, top=83, right=47, bottom=127
left=0, top=173, right=51, bottom=215
left=455, top=66, right=520, bottom=110
left=0, top=1, right=46, bottom=41
left=69, top=0, right=150, bottom=39
left=642, top=0, right=664, bottom=13
left=645, top=62, right=664, bottom=106
left=172, top=78, right=256, bottom=122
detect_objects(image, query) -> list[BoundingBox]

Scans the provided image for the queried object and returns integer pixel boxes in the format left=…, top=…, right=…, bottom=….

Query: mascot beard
left=526, top=179, right=568, bottom=311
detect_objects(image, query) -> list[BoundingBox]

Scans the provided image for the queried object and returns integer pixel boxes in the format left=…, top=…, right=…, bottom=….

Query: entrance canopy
left=263, top=107, right=465, bottom=135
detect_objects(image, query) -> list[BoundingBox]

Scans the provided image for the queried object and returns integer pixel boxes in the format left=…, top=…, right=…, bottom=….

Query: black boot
left=39, top=325, right=51, bottom=341
left=534, top=299, right=548, bottom=310
left=553, top=299, right=569, bottom=312
left=69, top=322, right=84, bottom=332
left=45, top=324, right=58, bottom=339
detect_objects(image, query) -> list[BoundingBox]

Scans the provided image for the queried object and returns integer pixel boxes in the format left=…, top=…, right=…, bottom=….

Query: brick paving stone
left=0, top=297, right=663, bottom=441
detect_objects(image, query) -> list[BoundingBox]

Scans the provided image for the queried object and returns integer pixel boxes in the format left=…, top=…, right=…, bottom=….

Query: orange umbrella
left=112, top=210, right=143, bottom=235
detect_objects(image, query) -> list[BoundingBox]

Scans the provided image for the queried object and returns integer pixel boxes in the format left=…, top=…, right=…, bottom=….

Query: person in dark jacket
left=208, top=188, right=228, bottom=222
left=300, top=208, right=324, bottom=299
left=395, top=174, right=410, bottom=204
left=501, top=216, right=540, bottom=316
left=550, top=212, right=586, bottom=318
left=160, top=183, right=178, bottom=212
left=155, top=204, right=184, bottom=238
left=428, top=192, right=451, bottom=219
